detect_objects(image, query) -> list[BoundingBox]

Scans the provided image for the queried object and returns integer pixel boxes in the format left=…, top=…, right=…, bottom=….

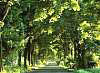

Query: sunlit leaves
left=34, top=9, right=48, bottom=22
left=8, top=1, right=13, bottom=6
left=95, top=25, right=100, bottom=31
left=96, top=21, right=100, bottom=31
left=80, top=20, right=100, bottom=40
left=47, top=26, right=53, bottom=34
left=48, top=8, right=54, bottom=16
left=1, top=0, right=100, bottom=70
left=95, top=34, right=100, bottom=40
left=0, top=21, right=4, bottom=28
left=71, top=0, right=80, bottom=11
left=58, top=2, right=68, bottom=14
left=93, top=31, right=100, bottom=40
left=92, top=53, right=99, bottom=61
left=81, top=32, right=89, bottom=39
left=80, top=21, right=90, bottom=31
left=49, top=2, right=68, bottom=23
left=19, top=39, right=25, bottom=48
left=49, top=16, right=58, bottom=23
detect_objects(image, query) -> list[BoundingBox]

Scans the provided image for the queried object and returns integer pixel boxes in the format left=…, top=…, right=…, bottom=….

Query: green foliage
left=0, top=0, right=100, bottom=72
left=71, top=0, right=80, bottom=11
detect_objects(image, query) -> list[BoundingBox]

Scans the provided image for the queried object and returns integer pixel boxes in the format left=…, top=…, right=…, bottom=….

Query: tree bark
left=0, top=33, right=2, bottom=72
left=0, top=52, right=2, bottom=72
left=74, top=41, right=78, bottom=60
left=18, top=50, right=21, bottom=66
left=31, top=49, right=33, bottom=65
left=24, top=47, right=27, bottom=68
left=28, top=50, right=31, bottom=65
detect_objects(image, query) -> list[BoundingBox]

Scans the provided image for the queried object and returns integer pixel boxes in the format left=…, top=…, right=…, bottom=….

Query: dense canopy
left=0, top=0, right=100, bottom=73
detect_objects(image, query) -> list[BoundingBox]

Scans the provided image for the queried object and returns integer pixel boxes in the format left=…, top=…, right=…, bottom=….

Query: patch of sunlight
left=59, top=61, right=67, bottom=69
left=37, top=64, right=45, bottom=68
left=95, top=33, right=100, bottom=40
left=27, top=64, right=46, bottom=71
left=58, top=2, right=68, bottom=15
left=35, top=48, right=39, bottom=54
left=27, top=66, right=33, bottom=71
left=0, top=21, right=4, bottom=28
left=1, top=70, right=7, bottom=73
left=30, top=60, right=46, bottom=70
left=34, top=9, right=48, bottom=22
left=48, top=8, right=54, bottom=16
left=49, top=16, right=58, bottom=23
left=96, top=2, right=100, bottom=9
left=46, top=60, right=56, bottom=65
left=71, top=0, right=80, bottom=11
left=59, top=65, right=67, bottom=69
left=19, top=39, right=25, bottom=47
left=31, top=64, right=45, bottom=70
left=97, top=20, right=100, bottom=24
left=95, top=25, right=100, bottom=31
left=48, top=26, right=53, bottom=35
left=82, top=32, right=89, bottom=39
left=80, top=21, right=90, bottom=29
left=59, top=61, right=64, bottom=67
left=92, top=53, right=99, bottom=61
left=51, top=49, right=57, bottom=56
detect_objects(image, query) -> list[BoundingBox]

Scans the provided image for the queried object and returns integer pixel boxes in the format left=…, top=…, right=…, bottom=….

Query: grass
left=74, top=68, right=100, bottom=73
left=1, top=66, right=27, bottom=73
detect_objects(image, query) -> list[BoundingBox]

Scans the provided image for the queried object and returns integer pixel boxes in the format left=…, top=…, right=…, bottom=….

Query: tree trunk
left=74, top=39, right=83, bottom=68
left=77, top=43, right=82, bottom=67
left=74, top=41, right=78, bottom=61
left=18, top=50, right=21, bottom=66
left=81, top=40, right=86, bottom=68
left=24, top=48, right=27, bottom=68
left=0, top=34, right=2, bottom=72
left=31, top=50, right=33, bottom=65
left=0, top=52, right=2, bottom=72
left=33, top=53, right=36, bottom=66
left=28, top=50, right=31, bottom=65
left=76, top=40, right=84, bottom=68
left=24, top=37, right=31, bottom=67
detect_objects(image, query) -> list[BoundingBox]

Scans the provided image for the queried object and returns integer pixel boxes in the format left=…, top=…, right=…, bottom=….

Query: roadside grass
left=74, top=68, right=100, bottom=73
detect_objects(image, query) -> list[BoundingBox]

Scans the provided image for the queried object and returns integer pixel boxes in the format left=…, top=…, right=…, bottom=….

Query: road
left=26, top=61, right=74, bottom=73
